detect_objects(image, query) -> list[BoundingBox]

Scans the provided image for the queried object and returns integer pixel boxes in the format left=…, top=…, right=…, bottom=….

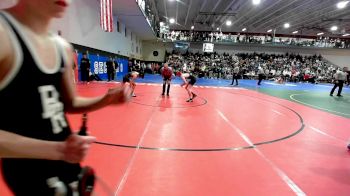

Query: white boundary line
left=114, top=96, right=161, bottom=196
left=271, top=109, right=283, bottom=116
left=216, top=109, right=306, bottom=196
left=264, top=82, right=297, bottom=87
left=309, top=126, right=347, bottom=142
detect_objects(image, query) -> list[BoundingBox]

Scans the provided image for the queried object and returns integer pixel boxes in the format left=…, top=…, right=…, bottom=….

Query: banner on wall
left=100, top=0, right=114, bottom=32
left=77, top=53, right=128, bottom=81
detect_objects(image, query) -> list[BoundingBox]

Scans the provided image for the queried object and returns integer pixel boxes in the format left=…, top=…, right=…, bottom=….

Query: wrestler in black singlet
left=0, top=12, right=81, bottom=195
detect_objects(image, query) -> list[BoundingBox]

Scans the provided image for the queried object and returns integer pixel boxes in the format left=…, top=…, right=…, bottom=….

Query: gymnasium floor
left=1, top=75, right=350, bottom=195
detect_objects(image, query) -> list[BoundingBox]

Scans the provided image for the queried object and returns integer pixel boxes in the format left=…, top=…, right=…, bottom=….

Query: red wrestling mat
left=1, top=82, right=349, bottom=195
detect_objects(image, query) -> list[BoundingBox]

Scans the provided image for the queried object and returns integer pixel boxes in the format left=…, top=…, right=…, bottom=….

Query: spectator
left=80, top=52, right=90, bottom=83
left=106, top=57, right=115, bottom=82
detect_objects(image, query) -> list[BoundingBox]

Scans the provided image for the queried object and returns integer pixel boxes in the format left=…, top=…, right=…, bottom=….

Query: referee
left=231, top=63, right=240, bottom=86
left=330, top=67, right=348, bottom=97
left=257, top=66, right=265, bottom=85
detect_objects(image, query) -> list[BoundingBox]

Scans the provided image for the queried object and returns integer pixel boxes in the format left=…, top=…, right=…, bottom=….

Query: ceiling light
left=331, top=26, right=338, bottom=31
left=337, top=1, right=349, bottom=9
left=242, top=28, right=247, bottom=31
left=191, top=26, right=194, bottom=30
left=342, top=33, right=350, bottom=36
left=160, top=22, right=164, bottom=26
left=252, top=0, right=261, bottom=5
left=267, top=29, right=272, bottom=33
left=169, top=18, right=175, bottom=24
left=317, top=32, right=324, bottom=36
left=292, top=31, right=298, bottom=34
left=284, top=23, right=290, bottom=28
left=226, top=20, right=232, bottom=26
left=216, top=27, right=220, bottom=30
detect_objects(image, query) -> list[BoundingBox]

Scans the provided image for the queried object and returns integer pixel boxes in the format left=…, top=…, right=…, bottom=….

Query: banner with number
left=77, top=53, right=128, bottom=81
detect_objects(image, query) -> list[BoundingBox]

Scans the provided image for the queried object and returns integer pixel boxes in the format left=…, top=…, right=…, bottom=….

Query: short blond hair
left=131, top=71, right=139, bottom=76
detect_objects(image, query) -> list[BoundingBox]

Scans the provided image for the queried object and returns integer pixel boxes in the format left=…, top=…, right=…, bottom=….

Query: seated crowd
left=161, top=51, right=347, bottom=84
left=161, top=30, right=350, bottom=49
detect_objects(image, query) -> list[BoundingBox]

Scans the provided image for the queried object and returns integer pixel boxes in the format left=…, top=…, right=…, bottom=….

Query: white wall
left=322, top=55, right=350, bottom=68
left=163, top=42, right=350, bottom=68
left=50, top=0, right=142, bottom=59
left=142, top=41, right=166, bottom=62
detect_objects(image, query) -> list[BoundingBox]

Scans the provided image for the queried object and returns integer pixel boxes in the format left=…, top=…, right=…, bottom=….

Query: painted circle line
left=95, top=92, right=305, bottom=152
left=290, top=93, right=350, bottom=116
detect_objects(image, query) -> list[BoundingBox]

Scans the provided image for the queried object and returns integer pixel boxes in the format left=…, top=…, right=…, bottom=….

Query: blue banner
left=78, top=53, right=128, bottom=81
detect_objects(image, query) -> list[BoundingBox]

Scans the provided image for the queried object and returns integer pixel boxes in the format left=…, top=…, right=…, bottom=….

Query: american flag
left=100, top=0, right=114, bottom=32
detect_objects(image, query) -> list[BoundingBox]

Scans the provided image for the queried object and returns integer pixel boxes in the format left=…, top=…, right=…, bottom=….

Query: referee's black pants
left=330, top=80, right=344, bottom=96
left=231, top=74, right=239, bottom=85
left=257, top=74, right=264, bottom=85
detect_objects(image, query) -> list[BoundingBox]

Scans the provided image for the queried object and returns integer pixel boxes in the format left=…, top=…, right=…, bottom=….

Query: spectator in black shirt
left=106, top=57, right=115, bottom=81
left=80, top=52, right=90, bottom=83
left=114, top=58, right=119, bottom=80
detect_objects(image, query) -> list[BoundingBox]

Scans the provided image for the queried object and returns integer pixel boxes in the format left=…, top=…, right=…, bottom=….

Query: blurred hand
left=61, top=134, right=96, bottom=163
left=107, top=85, right=132, bottom=104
